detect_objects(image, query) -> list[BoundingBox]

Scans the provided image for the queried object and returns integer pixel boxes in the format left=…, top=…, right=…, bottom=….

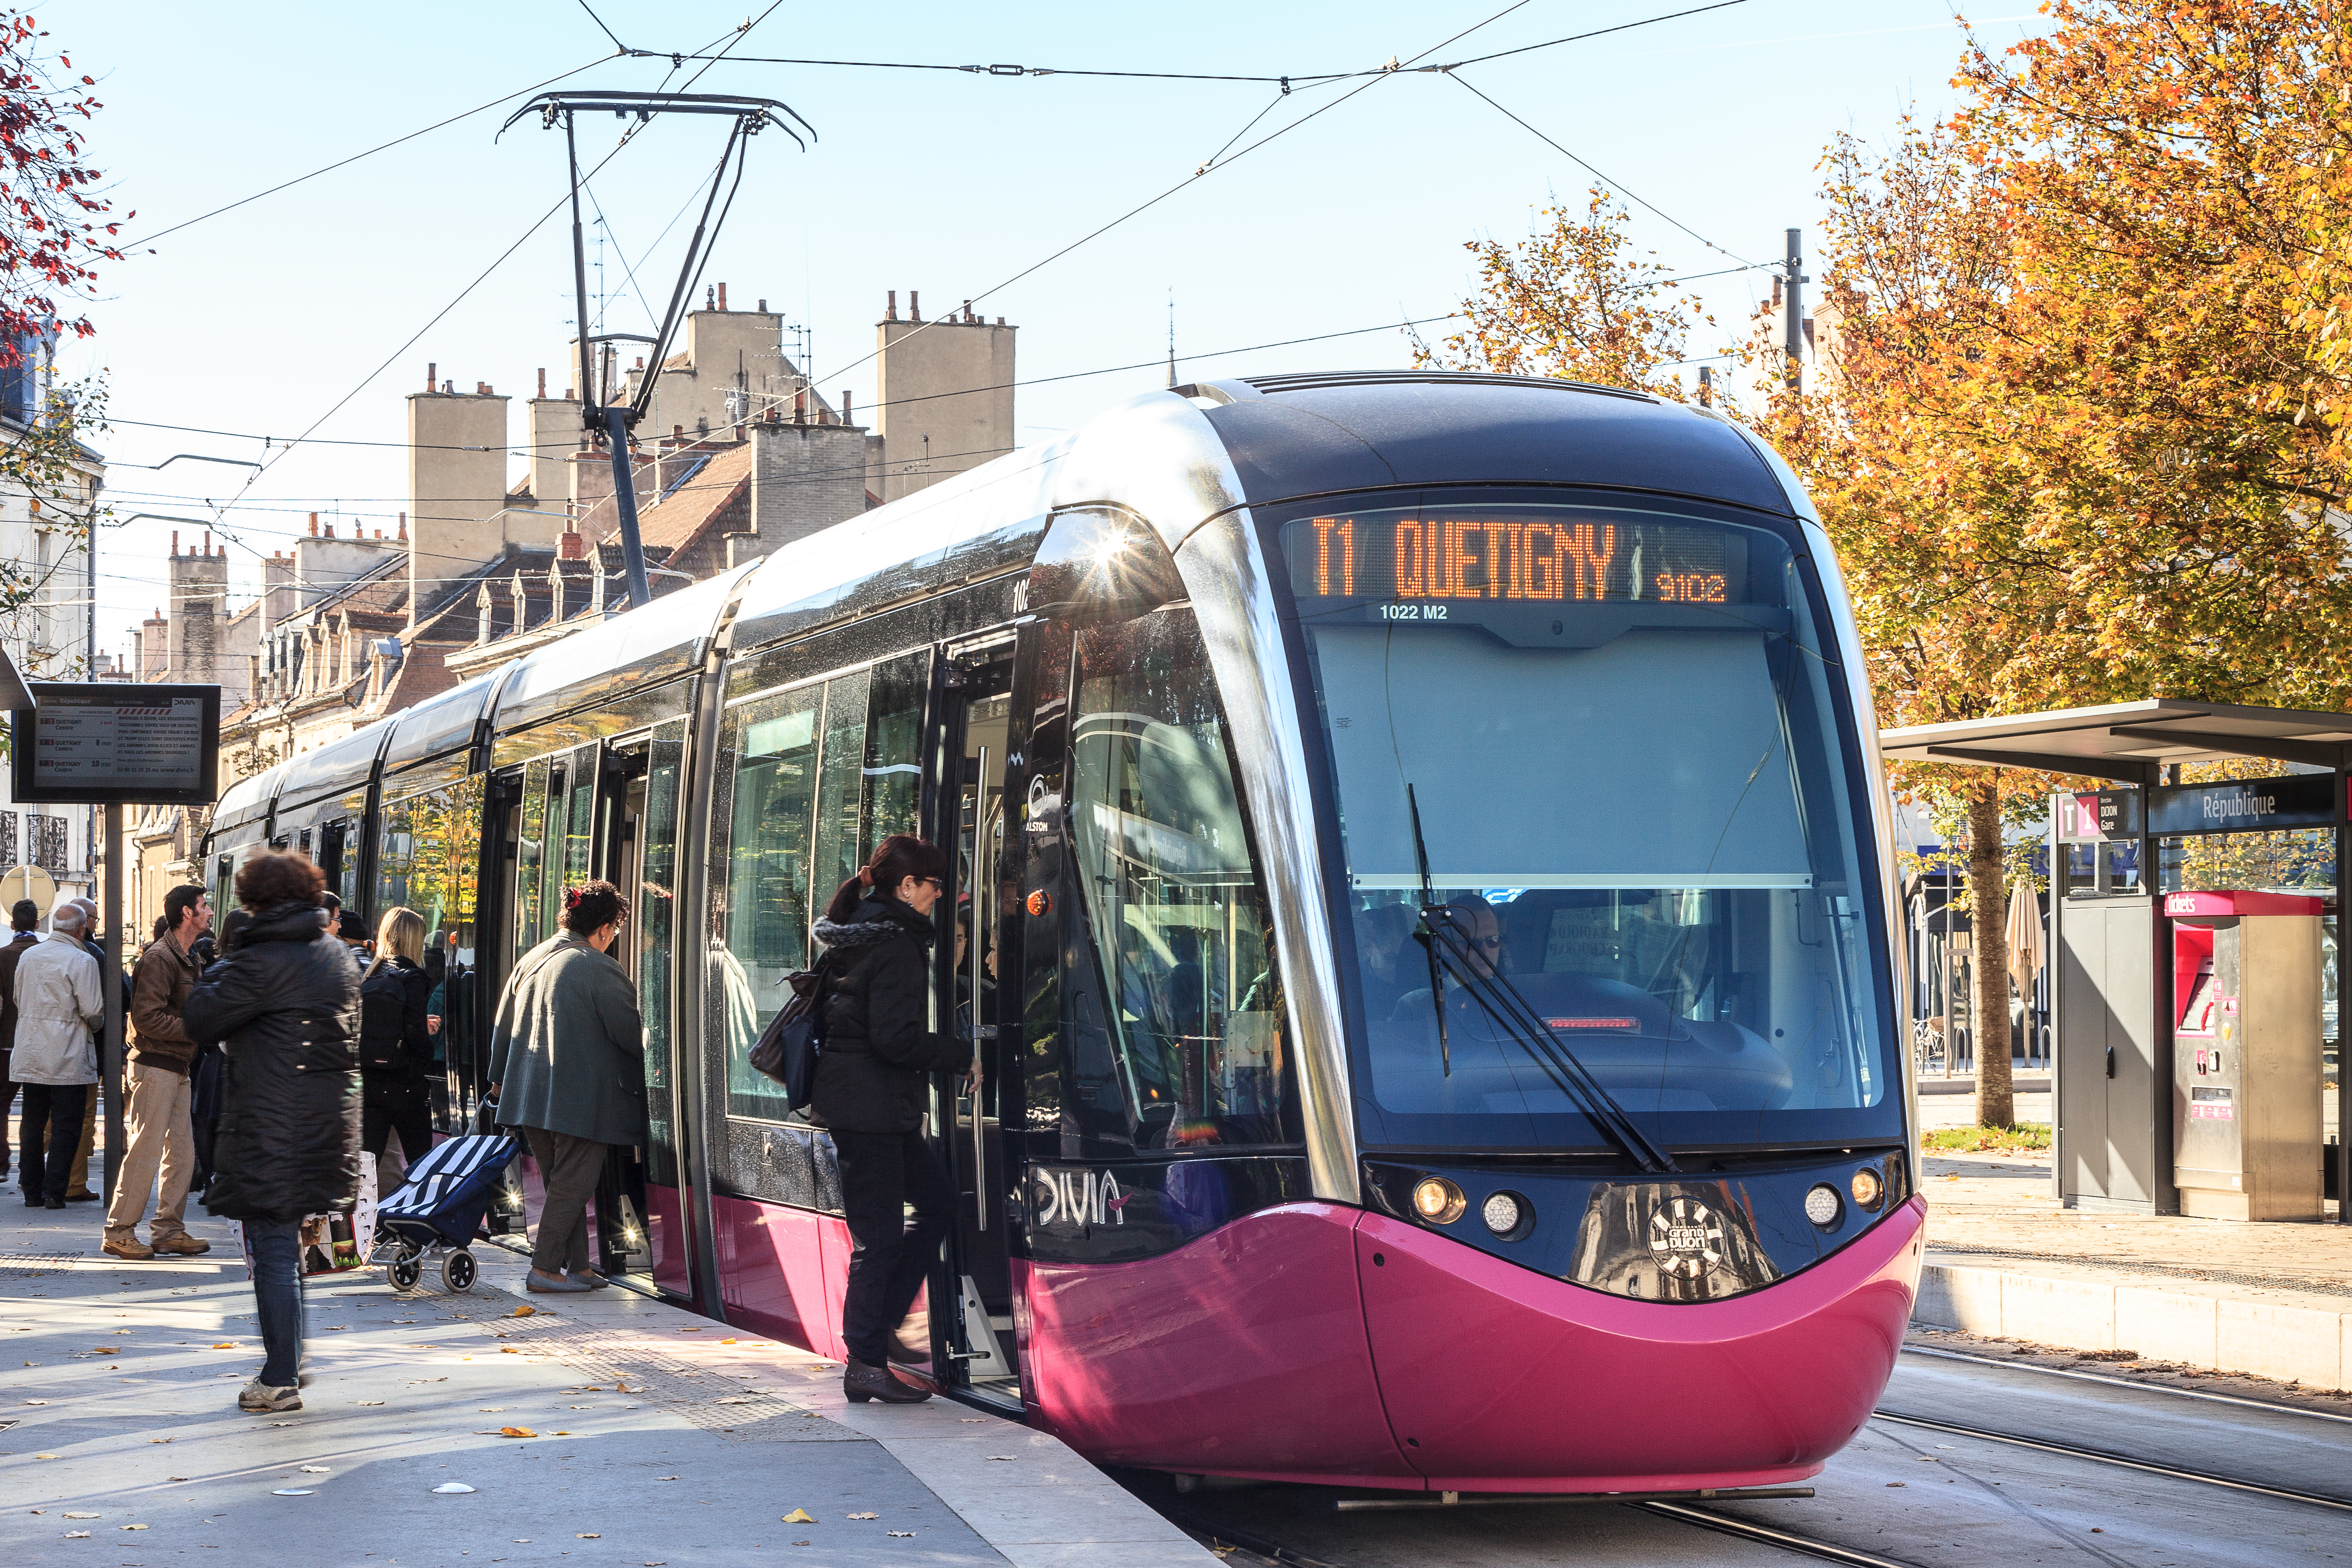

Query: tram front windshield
left=1274, top=496, right=1900, bottom=1153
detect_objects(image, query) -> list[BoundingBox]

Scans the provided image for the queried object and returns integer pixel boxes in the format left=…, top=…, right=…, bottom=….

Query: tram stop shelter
left=1882, top=700, right=2352, bottom=1224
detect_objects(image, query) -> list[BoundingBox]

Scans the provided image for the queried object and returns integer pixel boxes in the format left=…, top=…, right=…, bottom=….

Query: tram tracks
left=1868, top=1408, right=2352, bottom=1514
left=1157, top=1391, right=2352, bottom=1568
left=1175, top=1493, right=1919, bottom=1568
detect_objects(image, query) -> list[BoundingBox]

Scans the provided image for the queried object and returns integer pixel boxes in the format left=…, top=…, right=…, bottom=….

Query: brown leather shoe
left=151, top=1234, right=211, bottom=1256
left=842, top=1358, right=930, bottom=1404
left=101, top=1234, right=155, bottom=1261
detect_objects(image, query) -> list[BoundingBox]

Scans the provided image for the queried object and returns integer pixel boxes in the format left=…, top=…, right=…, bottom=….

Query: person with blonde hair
left=356, top=906, right=435, bottom=1181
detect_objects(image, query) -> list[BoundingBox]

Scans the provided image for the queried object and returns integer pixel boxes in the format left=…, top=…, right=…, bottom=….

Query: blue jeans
left=244, top=1217, right=306, bottom=1387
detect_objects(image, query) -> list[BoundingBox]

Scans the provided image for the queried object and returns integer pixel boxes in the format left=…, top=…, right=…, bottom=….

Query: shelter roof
left=1880, top=699, right=2352, bottom=784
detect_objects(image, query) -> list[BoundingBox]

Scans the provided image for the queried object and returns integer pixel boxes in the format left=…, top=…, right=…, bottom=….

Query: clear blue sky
left=53, top=0, right=2044, bottom=660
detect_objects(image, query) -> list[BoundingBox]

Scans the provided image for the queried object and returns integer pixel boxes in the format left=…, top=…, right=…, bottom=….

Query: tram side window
left=640, top=725, right=685, bottom=1186
left=814, top=670, right=871, bottom=919
left=375, top=776, right=485, bottom=1114
left=516, top=758, right=550, bottom=952
left=1064, top=609, right=1295, bottom=1153
left=709, top=661, right=928, bottom=1125
left=711, top=683, right=823, bottom=1120
left=861, top=652, right=928, bottom=846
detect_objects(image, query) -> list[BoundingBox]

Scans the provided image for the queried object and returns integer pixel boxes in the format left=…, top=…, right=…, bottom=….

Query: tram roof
left=1190, top=371, right=1797, bottom=518
left=212, top=758, right=284, bottom=831
left=1881, top=699, right=2352, bottom=784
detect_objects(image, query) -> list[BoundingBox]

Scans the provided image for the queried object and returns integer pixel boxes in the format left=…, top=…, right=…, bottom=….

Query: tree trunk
left=1969, top=779, right=2015, bottom=1127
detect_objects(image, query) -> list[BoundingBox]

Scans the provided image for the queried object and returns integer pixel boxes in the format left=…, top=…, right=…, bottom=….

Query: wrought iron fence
left=31, top=814, right=69, bottom=875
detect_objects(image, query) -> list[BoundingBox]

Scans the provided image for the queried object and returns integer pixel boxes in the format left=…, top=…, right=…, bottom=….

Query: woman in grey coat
left=485, top=880, right=643, bottom=1294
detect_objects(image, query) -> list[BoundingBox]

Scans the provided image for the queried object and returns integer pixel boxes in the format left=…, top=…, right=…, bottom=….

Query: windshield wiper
left=1421, top=914, right=1679, bottom=1174
left=1407, top=784, right=1450, bottom=1078
left=1402, top=783, right=1674, bottom=1173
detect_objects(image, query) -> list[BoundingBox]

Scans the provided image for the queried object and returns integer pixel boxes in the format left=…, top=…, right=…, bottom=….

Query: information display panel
left=1277, top=503, right=1789, bottom=646
left=10, top=682, right=221, bottom=806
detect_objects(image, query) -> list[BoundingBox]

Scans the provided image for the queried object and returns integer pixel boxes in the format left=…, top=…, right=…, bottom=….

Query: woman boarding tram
left=203, top=369, right=1917, bottom=1495
left=809, top=834, right=977, bottom=1405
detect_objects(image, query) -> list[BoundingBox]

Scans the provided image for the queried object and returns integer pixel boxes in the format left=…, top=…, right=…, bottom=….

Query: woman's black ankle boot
left=843, top=1357, right=930, bottom=1404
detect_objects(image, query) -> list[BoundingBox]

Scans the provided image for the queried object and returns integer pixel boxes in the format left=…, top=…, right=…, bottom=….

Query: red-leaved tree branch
left=0, top=9, right=121, bottom=359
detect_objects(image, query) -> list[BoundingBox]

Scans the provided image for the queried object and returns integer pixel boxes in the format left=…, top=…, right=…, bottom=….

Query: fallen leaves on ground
left=62, top=1531, right=88, bottom=1539
left=356, top=1400, right=384, bottom=1406
left=780, top=1510, right=815, bottom=1524
left=63, top=1512, right=101, bottom=1519
left=577, top=1533, right=600, bottom=1539
left=299, top=1466, right=330, bottom=1473
left=511, top=1306, right=534, bottom=1317
left=498, top=1426, right=537, bottom=1438
left=847, top=1512, right=879, bottom=1520
left=889, top=1531, right=914, bottom=1538
left=209, top=1343, right=235, bottom=1350
left=120, top=1524, right=148, bottom=1531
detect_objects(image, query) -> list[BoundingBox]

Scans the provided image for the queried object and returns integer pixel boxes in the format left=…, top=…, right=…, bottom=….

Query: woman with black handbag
left=811, top=834, right=976, bottom=1405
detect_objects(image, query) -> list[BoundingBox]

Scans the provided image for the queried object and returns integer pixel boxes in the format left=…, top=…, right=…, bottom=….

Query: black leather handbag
left=748, top=958, right=830, bottom=1110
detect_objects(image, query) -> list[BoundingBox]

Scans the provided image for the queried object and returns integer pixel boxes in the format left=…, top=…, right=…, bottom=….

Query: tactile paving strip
left=0, top=1251, right=83, bottom=1275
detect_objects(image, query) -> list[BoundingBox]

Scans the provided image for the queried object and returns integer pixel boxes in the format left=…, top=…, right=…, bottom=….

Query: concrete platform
left=0, top=1150, right=1214, bottom=1568
left=1911, top=1145, right=2352, bottom=1391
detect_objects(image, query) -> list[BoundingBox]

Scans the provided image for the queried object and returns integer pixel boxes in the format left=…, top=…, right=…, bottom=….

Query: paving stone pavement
left=0, top=1144, right=1214, bottom=1568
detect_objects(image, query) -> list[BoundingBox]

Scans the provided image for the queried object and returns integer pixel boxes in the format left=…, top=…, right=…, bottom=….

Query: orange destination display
left=1280, top=506, right=1765, bottom=623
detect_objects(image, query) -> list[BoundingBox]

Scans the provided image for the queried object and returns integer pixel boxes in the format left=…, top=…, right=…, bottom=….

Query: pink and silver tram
left=205, top=370, right=1919, bottom=1493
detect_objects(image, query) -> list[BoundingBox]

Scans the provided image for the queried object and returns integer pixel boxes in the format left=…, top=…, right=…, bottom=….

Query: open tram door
left=926, top=635, right=1023, bottom=1407
left=590, top=725, right=694, bottom=1293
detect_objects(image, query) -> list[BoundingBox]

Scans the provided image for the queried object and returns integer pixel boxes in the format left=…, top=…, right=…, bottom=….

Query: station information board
left=10, top=682, right=221, bottom=806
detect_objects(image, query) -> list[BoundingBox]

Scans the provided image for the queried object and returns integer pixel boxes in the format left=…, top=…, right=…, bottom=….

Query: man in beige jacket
left=104, top=885, right=213, bottom=1260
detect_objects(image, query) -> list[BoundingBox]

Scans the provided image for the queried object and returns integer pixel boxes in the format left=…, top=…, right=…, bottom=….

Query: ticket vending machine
left=2164, top=890, right=2325, bottom=1221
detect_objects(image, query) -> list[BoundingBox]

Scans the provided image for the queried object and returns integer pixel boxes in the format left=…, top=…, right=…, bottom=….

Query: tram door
left=933, top=655, right=1022, bottom=1405
left=592, top=740, right=656, bottom=1282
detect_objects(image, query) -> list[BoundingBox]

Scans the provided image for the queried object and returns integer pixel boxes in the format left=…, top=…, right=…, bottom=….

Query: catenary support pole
left=604, top=405, right=650, bottom=610
left=1784, top=228, right=1804, bottom=394
left=101, top=802, right=124, bottom=1203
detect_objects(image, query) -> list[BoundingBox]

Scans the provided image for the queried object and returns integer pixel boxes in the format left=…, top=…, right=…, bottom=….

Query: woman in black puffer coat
left=811, top=833, right=972, bottom=1406
left=184, top=850, right=361, bottom=1416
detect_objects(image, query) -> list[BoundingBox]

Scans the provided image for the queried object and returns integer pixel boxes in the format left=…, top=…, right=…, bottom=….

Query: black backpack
left=358, top=961, right=421, bottom=1075
left=748, top=954, right=833, bottom=1111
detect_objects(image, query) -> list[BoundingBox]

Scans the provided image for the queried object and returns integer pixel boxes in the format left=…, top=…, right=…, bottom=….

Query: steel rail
left=1871, top=1409, right=2352, bottom=1513
left=1634, top=1501, right=1921, bottom=1568
left=1901, top=1343, right=2352, bottom=1426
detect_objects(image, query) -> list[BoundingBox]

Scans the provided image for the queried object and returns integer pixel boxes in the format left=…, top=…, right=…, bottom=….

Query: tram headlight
left=1480, top=1191, right=1527, bottom=1238
left=1804, top=1183, right=1843, bottom=1228
left=1851, top=1166, right=1885, bottom=1210
left=1411, top=1177, right=1467, bottom=1225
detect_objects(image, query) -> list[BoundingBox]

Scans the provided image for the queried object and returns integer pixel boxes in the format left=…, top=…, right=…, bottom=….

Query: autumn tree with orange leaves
left=1762, top=2, right=2352, bottom=1127
left=1413, top=190, right=1714, bottom=395
left=1437, top=2, right=2352, bottom=1127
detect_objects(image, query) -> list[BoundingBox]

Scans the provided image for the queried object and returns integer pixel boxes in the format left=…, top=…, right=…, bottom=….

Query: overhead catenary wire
left=119, top=57, right=614, bottom=251
left=104, top=308, right=1475, bottom=474
left=809, top=0, right=1544, bottom=391
left=186, top=5, right=790, bottom=565
left=1444, top=71, right=1752, bottom=264
left=658, top=1, right=1756, bottom=83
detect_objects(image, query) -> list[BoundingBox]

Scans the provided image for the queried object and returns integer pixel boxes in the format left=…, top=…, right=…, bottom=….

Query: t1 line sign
left=10, top=682, right=221, bottom=806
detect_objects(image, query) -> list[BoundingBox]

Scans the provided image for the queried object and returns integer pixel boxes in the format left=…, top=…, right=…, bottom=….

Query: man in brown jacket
left=103, top=885, right=213, bottom=1259
left=0, top=898, right=38, bottom=1184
